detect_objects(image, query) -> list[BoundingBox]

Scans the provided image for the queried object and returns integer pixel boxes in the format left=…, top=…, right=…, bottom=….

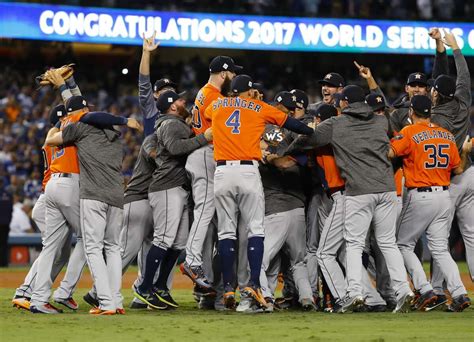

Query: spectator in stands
left=0, top=178, right=13, bottom=266
left=9, top=198, right=34, bottom=235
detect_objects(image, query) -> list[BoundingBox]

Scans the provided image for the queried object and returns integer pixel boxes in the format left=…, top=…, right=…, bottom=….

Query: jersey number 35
left=424, top=144, right=449, bottom=169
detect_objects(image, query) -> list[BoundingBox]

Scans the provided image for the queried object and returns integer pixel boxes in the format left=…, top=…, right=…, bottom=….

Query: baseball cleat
left=12, top=296, right=31, bottom=311
left=89, top=308, right=116, bottom=315
left=365, top=304, right=387, bottom=313
left=223, top=291, right=237, bottom=310
left=154, top=289, right=179, bottom=308
left=180, top=262, right=213, bottom=289
left=116, top=308, right=126, bottom=315
left=54, top=297, right=78, bottom=311
left=274, top=296, right=294, bottom=310
left=424, top=294, right=448, bottom=312
left=236, top=292, right=252, bottom=313
left=198, top=296, right=216, bottom=310
left=242, top=286, right=268, bottom=308
left=30, top=303, right=63, bottom=314
left=193, top=284, right=217, bottom=298
left=83, top=293, right=99, bottom=308
left=133, top=285, right=167, bottom=310
left=300, top=298, right=317, bottom=311
left=393, top=292, right=415, bottom=313
left=336, top=295, right=365, bottom=313
left=129, top=300, right=148, bottom=309
left=447, top=295, right=471, bottom=312
left=412, top=291, right=437, bottom=311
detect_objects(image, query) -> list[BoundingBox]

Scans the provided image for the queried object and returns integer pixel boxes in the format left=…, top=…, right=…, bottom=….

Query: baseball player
left=133, top=90, right=212, bottom=309
left=390, top=95, right=471, bottom=312
left=182, top=56, right=241, bottom=290
left=429, top=30, right=474, bottom=310
left=45, top=96, right=141, bottom=315
left=207, top=74, right=313, bottom=310
left=12, top=105, right=65, bottom=310
left=258, top=94, right=315, bottom=312
left=287, top=85, right=414, bottom=313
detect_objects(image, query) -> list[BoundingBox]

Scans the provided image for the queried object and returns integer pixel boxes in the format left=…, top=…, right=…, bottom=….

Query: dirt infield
left=1, top=267, right=473, bottom=291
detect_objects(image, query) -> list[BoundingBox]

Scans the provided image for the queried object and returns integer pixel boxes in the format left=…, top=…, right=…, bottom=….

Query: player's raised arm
left=139, top=32, right=160, bottom=120
left=430, top=28, right=449, bottom=78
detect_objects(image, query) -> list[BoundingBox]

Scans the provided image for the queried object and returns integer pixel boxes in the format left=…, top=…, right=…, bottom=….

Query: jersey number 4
left=225, top=110, right=241, bottom=134
left=424, top=144, right=449, bottom=169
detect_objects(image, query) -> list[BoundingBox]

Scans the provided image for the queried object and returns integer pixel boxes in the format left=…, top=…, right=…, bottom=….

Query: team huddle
left=11, top=27, right=473, bottom=315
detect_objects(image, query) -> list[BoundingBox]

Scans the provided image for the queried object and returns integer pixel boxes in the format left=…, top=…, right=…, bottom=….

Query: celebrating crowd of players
left=11, top=28, right=473, bottom=315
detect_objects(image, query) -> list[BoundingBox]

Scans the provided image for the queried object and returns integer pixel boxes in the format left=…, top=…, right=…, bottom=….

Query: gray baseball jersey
left=62, top=122, right=124, bottom=310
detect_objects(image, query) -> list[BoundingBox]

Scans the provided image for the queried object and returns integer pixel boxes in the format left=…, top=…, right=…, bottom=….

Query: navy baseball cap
left=66, top=96, right=88, bottom=112
left=406, top=72, right=428, bottom=86
left=410, top=95, right=432, bottom=117
left=230, top=75, right=260, bottom=94
left=341, top=85, right=365, bottom=104
left=153, top=78, right=177, bottom=93
left=316, top=104, right=337, bottom=122
left=290, top=89, right=309, bottom=109
left=156, top=90, right=184, bottom=112
left=274, top=91, right=298, bottom=110
left=365, top=93, right=386, bottom=112
left=434, top=75, right=456, bottom=98
left=209, top=56, right=243, bottom=73
left=318, top=72, right=345, bottom=87
left=333, top=93, right=344, bottom=108
left=49, top=104, right=65, bottom=125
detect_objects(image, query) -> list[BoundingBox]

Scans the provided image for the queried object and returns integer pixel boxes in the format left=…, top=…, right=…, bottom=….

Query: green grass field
left=2, top=289, right=473, bottom=341
left=1, top=265, right=473, bottom=341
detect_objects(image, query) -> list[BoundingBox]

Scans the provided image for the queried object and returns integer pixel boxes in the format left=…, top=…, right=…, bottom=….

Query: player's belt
left=408, top=186, right=448, bottom=192
left=216, top=160, right=255, bottom=166
left=51, top=173, right=79, bottom=180
left=327, top=186, right=345, bottom=196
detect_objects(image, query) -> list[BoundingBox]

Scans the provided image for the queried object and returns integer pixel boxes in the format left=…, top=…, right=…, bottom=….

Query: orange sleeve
left=390, top=130, right=411, bottom=157
left=204, top=101, right=214, bottom=121
left=261, top=103, right=288, bottom=127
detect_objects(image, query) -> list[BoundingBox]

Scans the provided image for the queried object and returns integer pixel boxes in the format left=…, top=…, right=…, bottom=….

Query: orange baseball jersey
left=391, top=122, right=460, bottom=188
left=394, top=168, right=403, bottom=196
left=191, top=83, right=222, bottom=136
left=209, top=97, right=288, bottom=161
left=41, top=145, right=53, bottom=191
left=50, top=111, right=86, bottom=174
left=315, top=145, right=345, bottom=190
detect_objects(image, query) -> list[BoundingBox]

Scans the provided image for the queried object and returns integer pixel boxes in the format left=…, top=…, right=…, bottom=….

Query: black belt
left=216, top=160, right=254, bottom=166
left=408, top=186, right=448, bottom=192
left=54, top=173, right=73, bottom=178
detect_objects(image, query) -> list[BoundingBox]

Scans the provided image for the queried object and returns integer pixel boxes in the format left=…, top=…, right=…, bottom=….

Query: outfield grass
left=1, top=288, right=473, bottom=341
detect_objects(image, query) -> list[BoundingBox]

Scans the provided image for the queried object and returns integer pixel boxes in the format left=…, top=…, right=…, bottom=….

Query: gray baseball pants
left=15, top=194, right=67, bottom=299
left=397, top=188, right=467, bottom=298
left=260, top=208, right=312, bottom=302
left=305, top=189, right=323, bottom=296
left=344, top=192, right=411, bottom=301
left=185, top=145, right=216, bottom=267
left=148, top=187, right=189, bottom=250
left=30, top=175, right=80, bottom=307
left=80, top=199, right=123, bottom=311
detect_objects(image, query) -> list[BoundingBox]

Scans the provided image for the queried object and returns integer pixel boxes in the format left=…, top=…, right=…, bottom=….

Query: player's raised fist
left=429, top=28, right=441, bottom=40
left=45, top=69, right=66, bottom=88
left=142, top=31, right=160, bottom=52
left=442, top=29, right=459, bottom=50
left=353, top=61, right=371, bottom=79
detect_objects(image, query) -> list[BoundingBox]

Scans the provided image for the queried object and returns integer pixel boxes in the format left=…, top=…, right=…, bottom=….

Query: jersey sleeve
left=390, top=130, right=411, bottom=157
left=261, top=104, right=288, bottom=127
left=203, top=103, right=214, bottom=121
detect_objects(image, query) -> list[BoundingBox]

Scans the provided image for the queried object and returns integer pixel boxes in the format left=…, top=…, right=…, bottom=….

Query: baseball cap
left=274, top=91, right=298, bottom=110
left=49, top=104, right=65, bottom=125
left=410, top=95, right=432, bottom=117
left=156, top=90, right=184, bottom=113
left=333, top=93, right=344, bottom=108
left=230, top=74, right=261, bottom=94
left=316, top=104, right=338, bottom=122
left=290, top=89, right=309, bottom=109
left=153, top=78, right=177, bottom=93
left=254, top=82, right=265, bottom=94
left=433, top=75, right=456, bottom=98
left=66, top=96, right=88, bottom=112
left=209, top=56, right=243, bottom=73
left=365, top=93, right=386, bottom=112
left=318, top=72, right=345, bottom=87
left=406, top=72, right=428, bottom=86
left=341, top=85, right=365, bottom=104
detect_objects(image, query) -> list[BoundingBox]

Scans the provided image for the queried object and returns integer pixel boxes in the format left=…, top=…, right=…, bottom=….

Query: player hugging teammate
left=12, top=28, right=472, bottom=315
